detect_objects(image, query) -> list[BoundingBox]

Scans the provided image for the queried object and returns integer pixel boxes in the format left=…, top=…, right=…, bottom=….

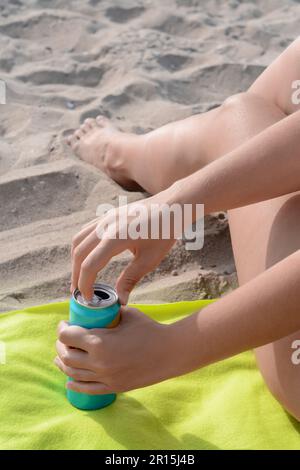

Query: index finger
left=71, top=229, right=100, bottom=293
left=57, top=321, right=91, bottom=351
left=78, top=238, right=122, bottom=300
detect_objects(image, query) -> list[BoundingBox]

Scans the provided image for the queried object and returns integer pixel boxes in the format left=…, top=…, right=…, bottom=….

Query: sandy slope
left=0, top=0, right=298, bottom=311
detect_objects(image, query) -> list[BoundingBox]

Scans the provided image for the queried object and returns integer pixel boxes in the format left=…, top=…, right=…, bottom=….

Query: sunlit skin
left=55, top=38, right=300, bottom=419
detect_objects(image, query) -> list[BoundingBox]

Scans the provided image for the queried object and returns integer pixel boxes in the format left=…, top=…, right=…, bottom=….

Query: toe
left=80, top=123, right=89, bottom=134
left=84, top=118, right=96, bottom=128
left=81, top=118, right=96, bottom=134
left=96, top=115, right=109, bottom=127
left=74, top=129, right=84, bottom=139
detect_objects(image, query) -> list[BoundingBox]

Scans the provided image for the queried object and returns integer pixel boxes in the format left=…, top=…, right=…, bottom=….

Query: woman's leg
left=67, top=92, right=286, bottom=193
left=67, top=38, right=300, bottom=193
left=67, top=107, right=223, bottom=192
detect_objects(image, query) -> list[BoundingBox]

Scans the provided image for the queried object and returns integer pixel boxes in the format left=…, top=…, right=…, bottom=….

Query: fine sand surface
left=0, top=0, right=299, bottom=312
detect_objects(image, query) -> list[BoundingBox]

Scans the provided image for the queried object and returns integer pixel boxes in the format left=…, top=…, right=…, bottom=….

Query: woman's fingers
left=71, top=229, right=101, bottom=292
left=70, top=216, right=116, bottom=292
left=71, top=222, right=98, bottom=258
left=67, top=380, right=112, bottom=395
left=80, top=217, right=101, bottom=231
left=56, top=339, right=89, bottom=366
left=78, top=238, right=122, bottom=300
left=116, top=255, right=152, bottom=305
left=54, top=357, right=97, bottom=382
left=57, top=321, right=91, bottom=352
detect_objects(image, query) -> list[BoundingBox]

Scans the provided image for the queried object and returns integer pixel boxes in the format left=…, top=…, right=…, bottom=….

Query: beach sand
left=0, top=0, right=298, bottom=312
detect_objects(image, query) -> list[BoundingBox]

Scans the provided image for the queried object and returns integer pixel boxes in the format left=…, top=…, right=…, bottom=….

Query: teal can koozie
left=67, top=283, right=120, bottom=411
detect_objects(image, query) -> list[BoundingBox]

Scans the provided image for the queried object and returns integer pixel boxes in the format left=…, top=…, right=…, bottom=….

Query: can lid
left=73, top=283, right=118, bottom=309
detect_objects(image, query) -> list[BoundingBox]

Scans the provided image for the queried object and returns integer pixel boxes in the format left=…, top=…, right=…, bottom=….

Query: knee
left=220, top=92, right=260, bottom=115
left=220, top=91, right=284, bottom=120
left=219, top=92, right=265, bottom=122
left=222, top=92, right=250, bottom=110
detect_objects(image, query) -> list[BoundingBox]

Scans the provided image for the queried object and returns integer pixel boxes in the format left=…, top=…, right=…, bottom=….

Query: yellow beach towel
left=0, top=300, right=299, bottom=450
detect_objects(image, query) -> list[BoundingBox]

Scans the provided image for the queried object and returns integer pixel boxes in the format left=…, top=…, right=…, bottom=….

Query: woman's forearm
left=169, top=110, right=300, bottom=215
left=169, top=250, right=300, bottom=375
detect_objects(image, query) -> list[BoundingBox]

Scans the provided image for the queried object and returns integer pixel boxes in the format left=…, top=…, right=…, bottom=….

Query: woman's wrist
left=167, top=175, right=207, bottom=223
left=165, top=178, right=187, bottom=206
left=163, top=311, right=206, bottom=380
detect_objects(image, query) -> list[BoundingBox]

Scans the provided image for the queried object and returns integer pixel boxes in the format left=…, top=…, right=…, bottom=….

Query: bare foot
left=67, top=115, right=142, bottom=190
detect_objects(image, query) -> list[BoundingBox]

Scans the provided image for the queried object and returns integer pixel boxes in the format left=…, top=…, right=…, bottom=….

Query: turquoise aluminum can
left=67, top=283, right=120, bottom=411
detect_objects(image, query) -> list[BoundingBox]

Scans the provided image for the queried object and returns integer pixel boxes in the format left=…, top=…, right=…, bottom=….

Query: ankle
left=103, top=133, right=144, bottom=179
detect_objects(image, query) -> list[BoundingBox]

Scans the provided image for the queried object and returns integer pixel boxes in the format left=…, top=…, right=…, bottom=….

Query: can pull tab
left=74, top=284, right=116, bottom=308
left=77, top=293, right=100, bottom=306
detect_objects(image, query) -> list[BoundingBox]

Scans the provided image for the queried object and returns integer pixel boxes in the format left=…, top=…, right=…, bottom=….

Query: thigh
left=228, top=195, right=300, bottom=419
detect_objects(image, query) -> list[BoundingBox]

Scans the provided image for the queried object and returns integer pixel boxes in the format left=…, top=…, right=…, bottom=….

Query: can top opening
left=73, top=283, right=119, bottom=309
left=94, top=289, right=110, bottom=301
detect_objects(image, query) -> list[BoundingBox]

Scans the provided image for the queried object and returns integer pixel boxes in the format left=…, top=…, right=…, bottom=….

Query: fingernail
left=83, top=291, right=93, bottom=301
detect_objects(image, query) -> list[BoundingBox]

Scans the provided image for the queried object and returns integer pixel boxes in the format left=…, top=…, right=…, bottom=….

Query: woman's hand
left=71, top=187, right=179, bottom=304
left=54, top=306, right=177, bottom=394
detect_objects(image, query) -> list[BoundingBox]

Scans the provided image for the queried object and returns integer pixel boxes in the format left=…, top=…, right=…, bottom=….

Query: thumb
left=116, top=256, right=150, bottom=305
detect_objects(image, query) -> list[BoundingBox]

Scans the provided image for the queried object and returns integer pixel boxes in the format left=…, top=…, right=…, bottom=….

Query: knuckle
left=57, top=321, right=65, bottom=337
left=58, top=329, right=68, bottom=343
left=71, top=235, right=80, bottom=249
left=73, top=246, right=84, bottom=261
left=80, top=259, right=89, bottom=271
left=56, top=330, right=65, bottom=345
left=61, top=352, right=71, bottom=366
left=88, top=334, right=103, bottom=350
left=81, top=258, right=95, bottom=273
